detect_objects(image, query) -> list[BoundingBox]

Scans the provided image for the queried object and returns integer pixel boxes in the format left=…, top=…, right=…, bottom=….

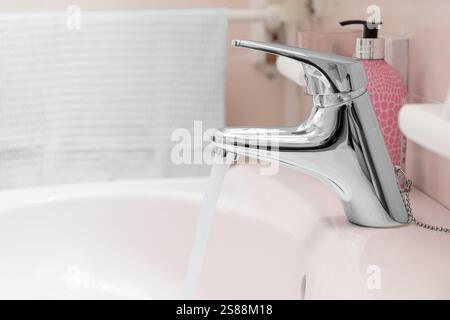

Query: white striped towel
left=0, top=9, right=227, bottom=188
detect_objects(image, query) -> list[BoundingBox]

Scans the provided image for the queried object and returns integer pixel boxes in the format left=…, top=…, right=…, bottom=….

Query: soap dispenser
left=340, top=20, right=407, bottom=167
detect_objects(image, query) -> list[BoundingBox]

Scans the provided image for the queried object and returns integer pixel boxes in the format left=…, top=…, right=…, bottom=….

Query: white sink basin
left=0, top=165, right=449, bottom=299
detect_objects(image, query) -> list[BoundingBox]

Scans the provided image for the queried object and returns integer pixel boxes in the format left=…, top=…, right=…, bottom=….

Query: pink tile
left=303, top=0, right=450, bottom=208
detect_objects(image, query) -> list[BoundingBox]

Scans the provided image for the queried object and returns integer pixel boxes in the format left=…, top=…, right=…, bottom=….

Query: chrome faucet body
left=212, top=40, right=409, bottom=228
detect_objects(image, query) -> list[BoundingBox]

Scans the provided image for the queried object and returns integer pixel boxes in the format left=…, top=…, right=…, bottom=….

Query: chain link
left=396, top=166, right=450, bottom=234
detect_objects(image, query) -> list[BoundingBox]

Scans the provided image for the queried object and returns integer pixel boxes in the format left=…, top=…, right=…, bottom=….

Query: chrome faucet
left=212, top=39, right=409, bottom=228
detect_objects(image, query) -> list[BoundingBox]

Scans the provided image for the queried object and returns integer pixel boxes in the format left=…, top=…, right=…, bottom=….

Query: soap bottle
left=340, top=20, right=407, bottom=167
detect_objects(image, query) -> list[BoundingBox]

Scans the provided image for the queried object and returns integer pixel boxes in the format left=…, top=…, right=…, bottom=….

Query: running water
left=183, top=151, right=235, bottom=299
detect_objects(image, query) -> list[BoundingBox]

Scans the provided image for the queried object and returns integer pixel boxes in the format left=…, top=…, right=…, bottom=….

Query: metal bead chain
left=397, top=167, right=450, bottom=234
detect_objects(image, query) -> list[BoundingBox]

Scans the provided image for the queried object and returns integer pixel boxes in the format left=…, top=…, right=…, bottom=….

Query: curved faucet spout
left=212, top=39, right=409, bottom=228
left=213, top=93, right=409, bottom=228
left=213, top=102, right=346, bottom=152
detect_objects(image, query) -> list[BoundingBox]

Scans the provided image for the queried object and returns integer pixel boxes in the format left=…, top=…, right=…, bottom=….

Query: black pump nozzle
left=339, top=19, right=382, bottom=38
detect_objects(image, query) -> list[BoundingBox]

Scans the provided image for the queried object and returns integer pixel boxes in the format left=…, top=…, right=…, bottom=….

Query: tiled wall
left=310, top=0, right=450, bottom=208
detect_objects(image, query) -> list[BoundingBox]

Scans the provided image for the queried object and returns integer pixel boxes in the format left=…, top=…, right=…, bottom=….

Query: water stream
left=182, top=151, right=234, bottom=299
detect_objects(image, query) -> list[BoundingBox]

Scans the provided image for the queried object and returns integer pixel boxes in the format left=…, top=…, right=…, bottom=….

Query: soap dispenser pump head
left=339, top=19, right=382, bottom=38
left=339, top=19, right=384, bottom=59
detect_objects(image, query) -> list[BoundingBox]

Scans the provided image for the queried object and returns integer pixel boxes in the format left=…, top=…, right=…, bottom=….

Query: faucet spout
left=212, top=40, right=409, bottom=228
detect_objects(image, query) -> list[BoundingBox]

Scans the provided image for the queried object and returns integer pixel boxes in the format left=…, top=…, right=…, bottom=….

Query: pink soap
left=362, top=59, right=407, bottom=166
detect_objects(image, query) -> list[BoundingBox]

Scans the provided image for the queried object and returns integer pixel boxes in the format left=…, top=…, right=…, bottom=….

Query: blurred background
left=0, top=0, right=448, bottom=209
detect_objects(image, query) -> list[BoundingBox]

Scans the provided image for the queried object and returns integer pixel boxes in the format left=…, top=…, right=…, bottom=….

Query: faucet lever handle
left=232, top=39, right=367, bottom=96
